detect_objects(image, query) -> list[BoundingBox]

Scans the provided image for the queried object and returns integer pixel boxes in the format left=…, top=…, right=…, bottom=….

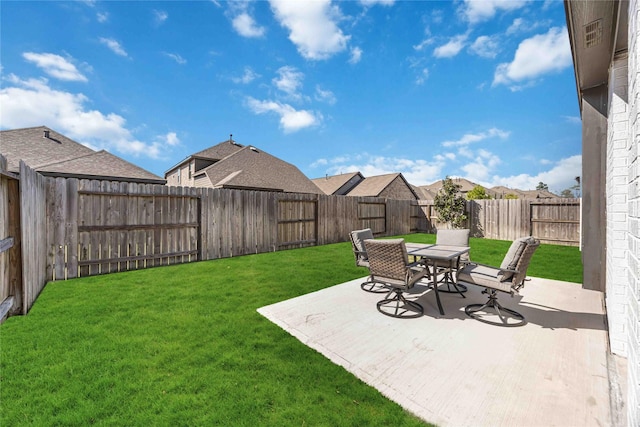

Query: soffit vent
left=584, top=19, right=603, bottom=48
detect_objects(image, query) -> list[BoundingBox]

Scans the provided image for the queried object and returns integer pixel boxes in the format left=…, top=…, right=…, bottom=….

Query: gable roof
left=347, top=173, right=418, bottom=199
left=202, top=145, right=323, bottom=194
left=311, top=171, right=364, bottom=195
left=164, top=139, right=244, bottom=176
left=411, top=185, right=436, bottom=200
left=424, top=177, right=478, bottom=193
left=192, top=139, right=244, bottom=160
left=0, top=126, right=165, bottom=184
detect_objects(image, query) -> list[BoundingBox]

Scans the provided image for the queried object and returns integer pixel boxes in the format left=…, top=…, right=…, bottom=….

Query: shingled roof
left=202, top=145, right=323, bottom=194
left=311, top=171, right=364, bottom=195
left=347, top=173, right=418, bottom=199
left=0, top=126, right=165, bottom=184
left=191, top=139, right=244, bottom=160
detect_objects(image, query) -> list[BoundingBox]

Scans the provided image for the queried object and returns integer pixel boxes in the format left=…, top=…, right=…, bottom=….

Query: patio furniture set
left=349, top=229, right=540, bottom=327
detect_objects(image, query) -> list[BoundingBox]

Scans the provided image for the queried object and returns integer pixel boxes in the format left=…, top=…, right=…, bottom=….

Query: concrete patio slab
left=258, top=276, right=613, bottom=427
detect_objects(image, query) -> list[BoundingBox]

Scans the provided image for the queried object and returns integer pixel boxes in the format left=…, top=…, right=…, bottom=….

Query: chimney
left=43, top=130, right=50, bottom=139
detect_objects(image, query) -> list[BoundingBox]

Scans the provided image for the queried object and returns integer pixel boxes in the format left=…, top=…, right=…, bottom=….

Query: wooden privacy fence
left=1, top=159, right=580, bottom=318
left=418, top=198, right=580, bottom=246
left=49, top=185, right=419, bottom=281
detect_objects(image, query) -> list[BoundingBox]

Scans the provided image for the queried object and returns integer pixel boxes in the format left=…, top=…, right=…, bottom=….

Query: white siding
left=626, top=1, right=640, bottom=425
left=608, top=53, right=630, bottom=357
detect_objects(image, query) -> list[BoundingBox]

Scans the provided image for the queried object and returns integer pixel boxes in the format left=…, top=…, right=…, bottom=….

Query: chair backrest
left=363, top=238, right=409, bottom=282
left=436, top=229, right=470, bottom=262
left=349, top=228, right=374, bottom=266
left=499, top=236, right=539, bottom=284
left=511, top=239, right=540, bottom=288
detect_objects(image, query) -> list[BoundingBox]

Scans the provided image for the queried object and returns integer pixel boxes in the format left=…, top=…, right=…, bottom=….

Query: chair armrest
left=462, top=262, right=519, bottom=277
left=353, top=249, right=368, bottom=259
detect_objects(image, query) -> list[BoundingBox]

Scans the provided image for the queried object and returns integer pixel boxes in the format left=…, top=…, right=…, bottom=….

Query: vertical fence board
left=19, top=162, right=48, bottom=314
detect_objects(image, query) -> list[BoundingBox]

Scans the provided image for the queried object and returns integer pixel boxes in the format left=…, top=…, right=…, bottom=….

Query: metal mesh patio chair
left=349, top=229, right=387, bottom=293
left=433, top=229, right=470, bottom=296
left=457, top=236, right=540, bottom=327
left=364, top=238, right=428, bottom=318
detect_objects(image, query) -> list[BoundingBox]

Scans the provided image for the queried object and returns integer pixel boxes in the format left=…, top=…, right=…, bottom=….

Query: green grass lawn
left=0, top=234, right=582, bottom=426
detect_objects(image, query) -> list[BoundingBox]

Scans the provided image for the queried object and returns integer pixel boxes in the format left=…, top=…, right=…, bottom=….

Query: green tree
left=434, top=177, right=467, bottom=228
left=536, top=182, right=549, bottom=191
left=560, top=189, right=574, bottom=198
left=504, top=193, right=519, bottom=199
left=466, top=185, right=492, bottom=200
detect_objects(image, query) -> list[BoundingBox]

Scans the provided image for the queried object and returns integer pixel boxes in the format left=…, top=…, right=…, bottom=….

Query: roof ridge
left=0, top=125, right=48, bottom=133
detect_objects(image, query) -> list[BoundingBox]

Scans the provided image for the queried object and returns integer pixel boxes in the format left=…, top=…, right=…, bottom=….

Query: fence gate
left=358, top=201, right=386, bottom=235
left=49, top=182, right=201, bottom=279
left=530, top=201, right=580, bottom=246
left=277, top=198, right=317, bottom=249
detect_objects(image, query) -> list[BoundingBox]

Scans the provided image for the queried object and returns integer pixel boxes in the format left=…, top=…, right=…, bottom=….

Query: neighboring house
left=565, top=1, right=639, bottom=425
left=0, top=126, right=165, bottom=184
left=410, top=185, right=436, bottom=200
left=423, top=179, right=560, bottom=200
left=421, top=177, right=480, bottom=198
left=346, top=173, right=419, bottom=200
left=165, top=139, right=322, bottom=194
left=311, top=171, right=364, bottom=195
left=490, top=185, right=523, bottom=199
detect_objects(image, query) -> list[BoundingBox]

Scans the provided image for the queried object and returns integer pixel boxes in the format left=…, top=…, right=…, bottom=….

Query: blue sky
left=1, top=0, right=581, bottom=193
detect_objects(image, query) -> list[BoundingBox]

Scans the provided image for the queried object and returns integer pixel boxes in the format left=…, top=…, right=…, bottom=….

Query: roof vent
left=249, top=146, right=258, bottom=152
left=584, top=19, right=602, bottom=48
left=43, top=130, right=50, bottom=139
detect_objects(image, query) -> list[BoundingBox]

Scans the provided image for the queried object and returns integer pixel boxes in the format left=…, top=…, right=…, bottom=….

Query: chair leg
left=377, top=289, right=424, bottom=319
left=465, top=289, right=526, bottom=327
left=436, top=270, right=467, bottom=297
left=360, top=277, right=389, bottom=293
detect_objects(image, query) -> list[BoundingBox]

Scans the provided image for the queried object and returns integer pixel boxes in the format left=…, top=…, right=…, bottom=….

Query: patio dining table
left=407, top=244, right=471, bottom=315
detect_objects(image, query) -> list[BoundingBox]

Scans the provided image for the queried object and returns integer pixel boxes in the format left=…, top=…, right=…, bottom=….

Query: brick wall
left=626, top=1, right=639, bottom=425
left=608, top=54, right=630, bottom=356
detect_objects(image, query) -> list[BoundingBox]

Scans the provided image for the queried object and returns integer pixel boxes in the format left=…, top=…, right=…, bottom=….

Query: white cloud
left=469, top=35, right=499, bottom=59
left=0, top=74, right=175, bottom=159
left=164, top=52, right=187, bottom=64
left=312, top=153, right=445, bottom=186
left=97, top=12, right=109, bottom=23
left=232, top=66, right=260, bottom=84
left=433, top=33, right=468, bottom=58
left=162, top=132, right=180, bottom=146
left=153, top=9, right=168, bottom=25
left=506, top=17, right=524, bottom=35
left=273, top=66, right=304, bottom=98
left=269, top=0, right=350, bottom=60
left=460, top=149, right=501, bottom=182
left=99, top=37, right=128, bottom=57
left=349, top=47, right=363, bottom=64
left=22, top=52, right=87, bottom=82
left=489, top=155, right=582, bottom=193
left=232, top=12, right=266, bottom=38
left=442, top=127, right=510, bottom=147
left=245, top=97, right=321, bottom=133
left=413, top=38, right=435, bottom=51
left=315, top=85, right=336, bottom=105
left=460, top=0, right=529, bottom=24
left=493, top=27, right=571, bottom=88
left=359, top=0, right=395, bottom=6
left=415, top=68, right=429, bottom=85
